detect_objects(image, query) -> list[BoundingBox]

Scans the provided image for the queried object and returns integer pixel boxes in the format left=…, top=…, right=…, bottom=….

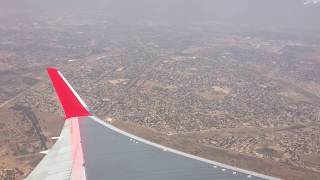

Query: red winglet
left=47, top=67, right=91, bottom=119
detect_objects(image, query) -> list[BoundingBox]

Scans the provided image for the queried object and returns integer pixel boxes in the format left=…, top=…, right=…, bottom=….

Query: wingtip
left=47, top=67, right=59, bottom=72
left=46, top=68, right=91, bottom=119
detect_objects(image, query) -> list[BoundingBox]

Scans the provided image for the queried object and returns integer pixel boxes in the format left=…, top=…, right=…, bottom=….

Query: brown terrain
left=1, top=8, right=320, bottom=180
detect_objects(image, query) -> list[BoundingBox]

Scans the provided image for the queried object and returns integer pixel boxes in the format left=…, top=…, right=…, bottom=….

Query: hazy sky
left=1, top=0, right=319, bottom=30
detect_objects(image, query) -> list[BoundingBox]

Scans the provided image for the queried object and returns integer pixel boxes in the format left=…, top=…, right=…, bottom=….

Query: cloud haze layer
left=0, top=0, right=319, bottom=30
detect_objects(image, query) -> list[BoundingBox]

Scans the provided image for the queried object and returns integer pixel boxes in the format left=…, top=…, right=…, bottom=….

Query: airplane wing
left=26, top=68, right=280, bottom=180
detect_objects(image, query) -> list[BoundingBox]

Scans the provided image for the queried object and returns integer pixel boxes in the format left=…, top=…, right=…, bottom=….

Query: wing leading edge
left=26, top=68, right=280, bottom=180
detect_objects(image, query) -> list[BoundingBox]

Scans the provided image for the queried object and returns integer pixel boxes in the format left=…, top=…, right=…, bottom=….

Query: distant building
left=1, top=169, right=15, bottom=180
